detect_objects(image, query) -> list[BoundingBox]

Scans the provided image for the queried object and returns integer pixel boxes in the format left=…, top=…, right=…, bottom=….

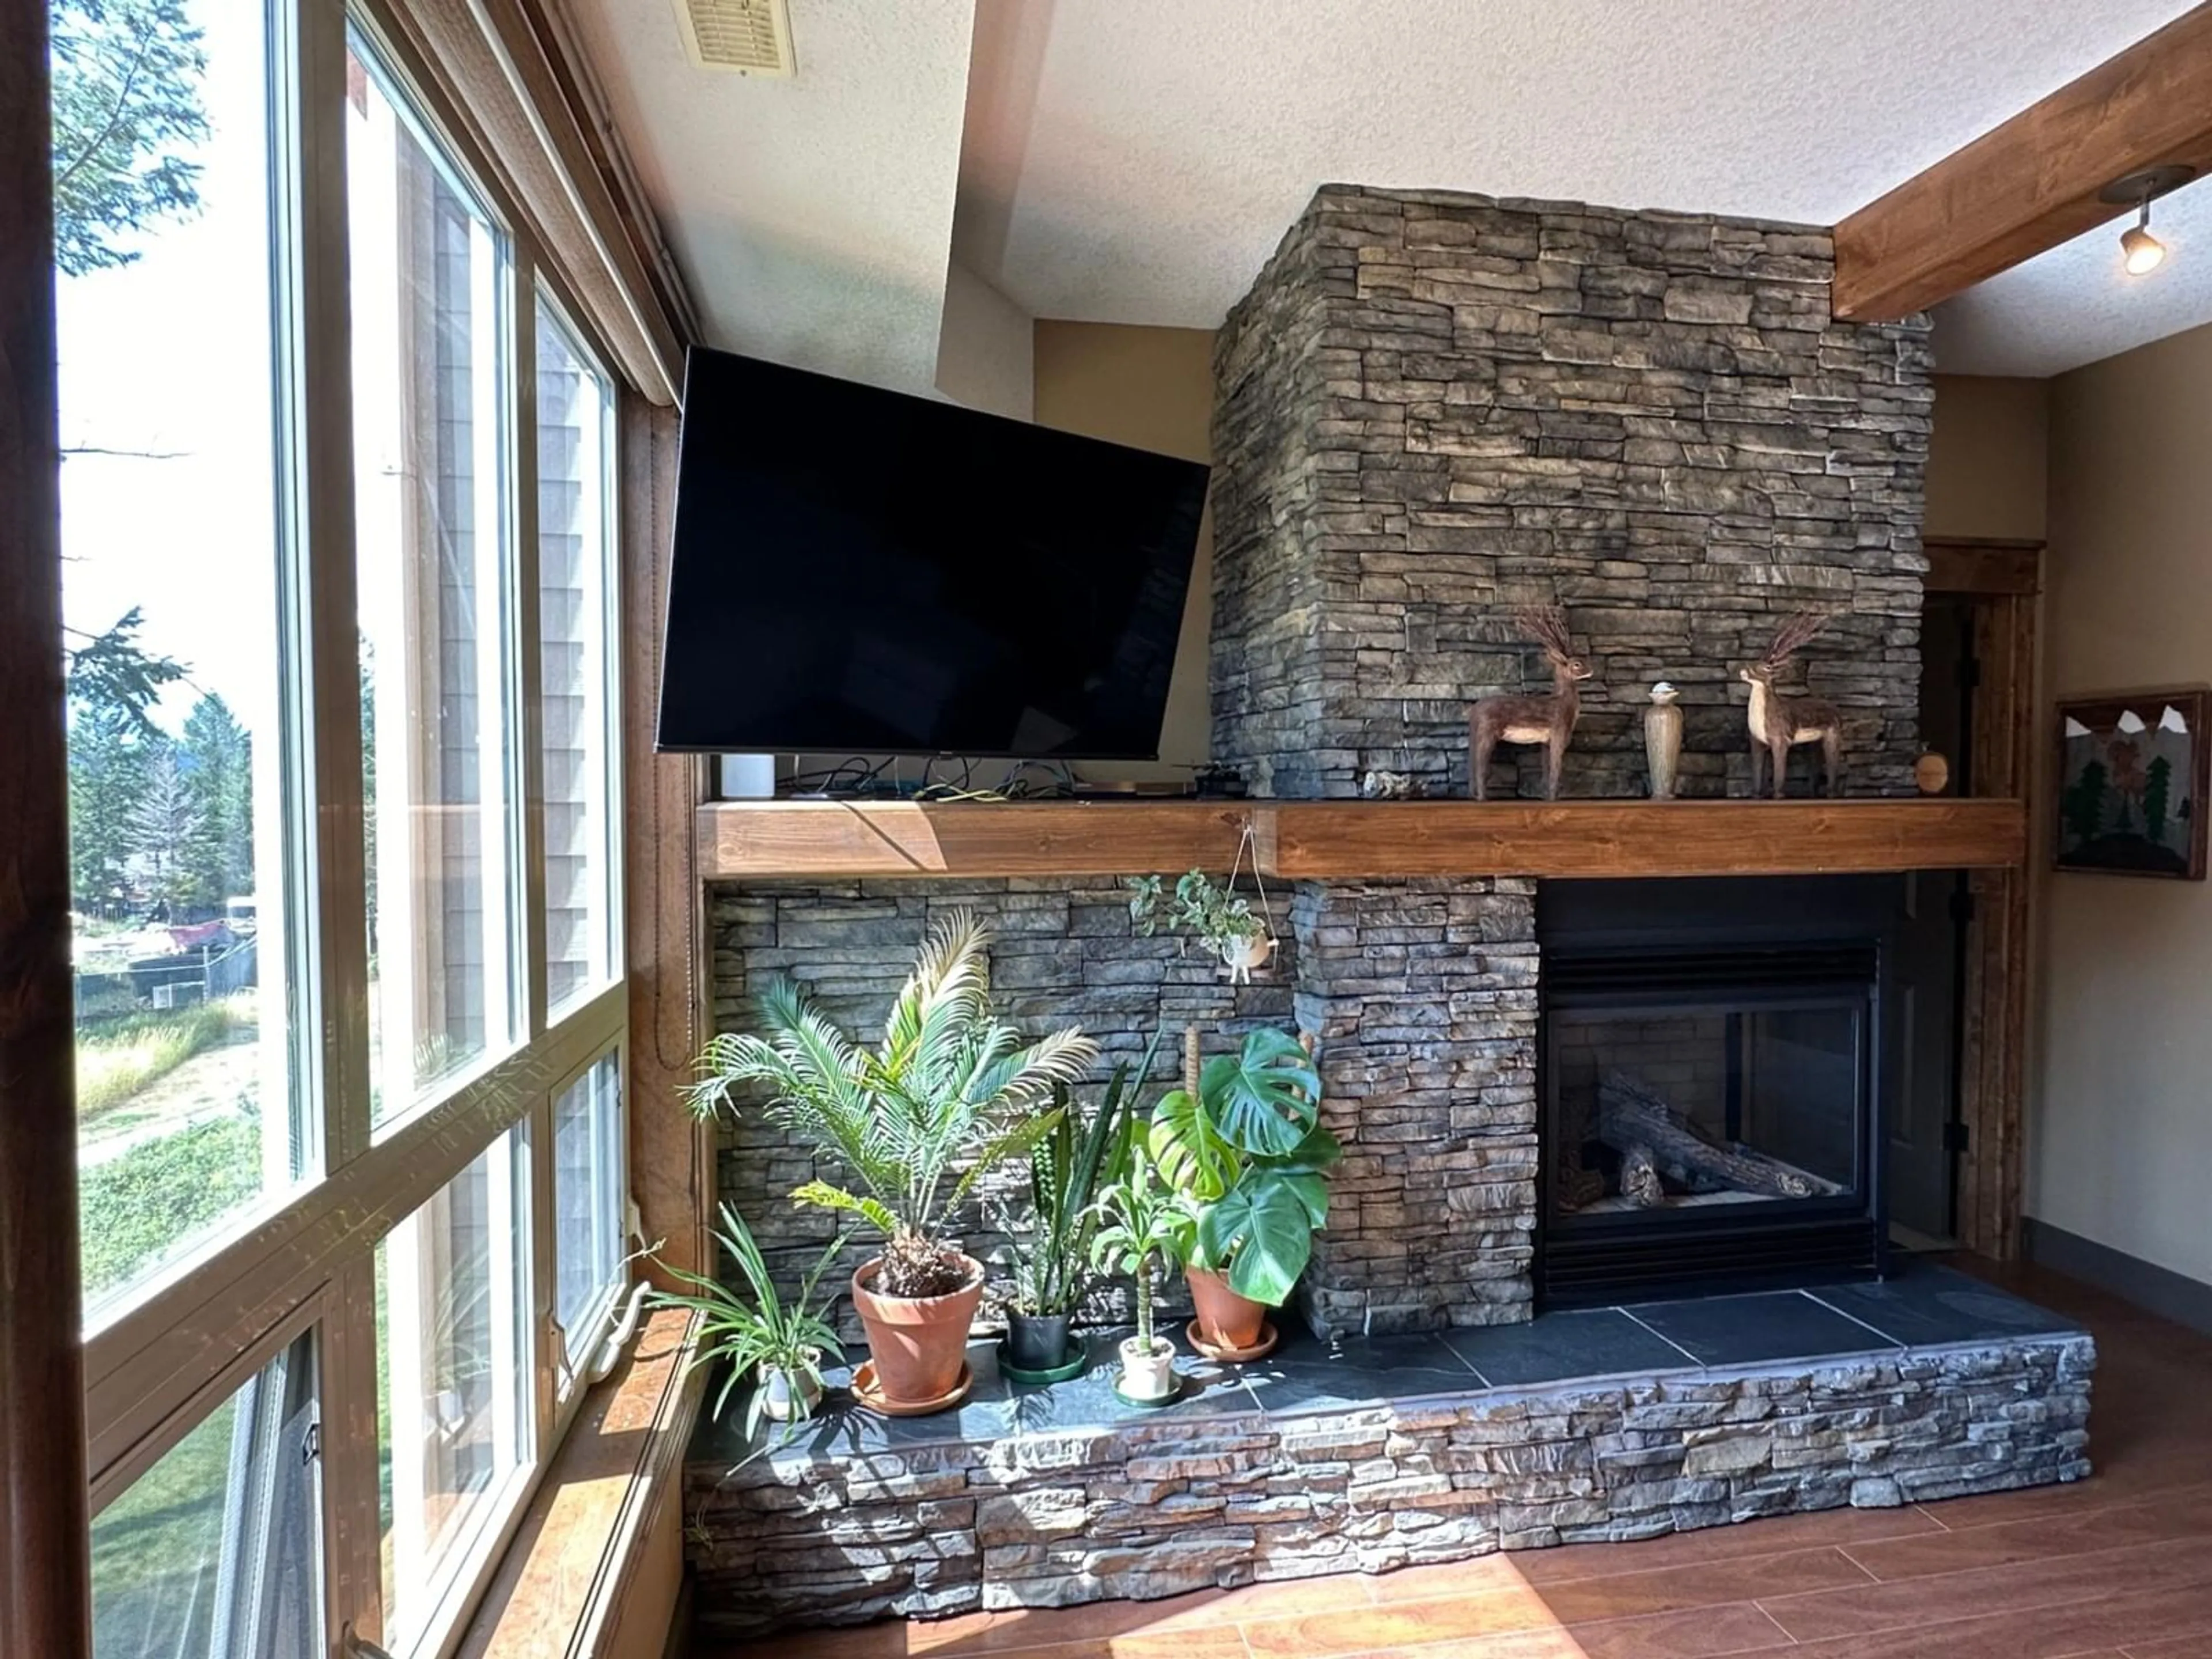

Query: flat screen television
left=656, top=347, right=1210, bottom=760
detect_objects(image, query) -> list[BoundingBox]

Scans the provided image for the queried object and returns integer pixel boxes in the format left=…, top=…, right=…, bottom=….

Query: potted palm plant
left=1088, top=1143, right=1188, bottom=1404
left=995, top=1036, right=1157, bottom=1381
left=647, top=1203, right=845, bottom=1436
left=1149, top=1027, right=1339, bottom=1358
left=687, top=910, right=1097, bottom=1412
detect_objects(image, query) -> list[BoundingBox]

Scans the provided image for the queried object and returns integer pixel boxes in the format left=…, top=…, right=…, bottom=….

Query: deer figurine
left=1742, top=611, right=1845, bottom=798
left=1467, top=605, right=1593, bottom=801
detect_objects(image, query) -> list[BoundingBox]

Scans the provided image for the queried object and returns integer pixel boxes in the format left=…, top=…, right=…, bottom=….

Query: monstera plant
left=1147, top=1028, right=1338, bottom=1356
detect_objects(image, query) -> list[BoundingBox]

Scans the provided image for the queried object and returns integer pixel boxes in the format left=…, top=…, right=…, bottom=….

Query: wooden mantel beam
left=1834, top=3, right=2212, bottom=322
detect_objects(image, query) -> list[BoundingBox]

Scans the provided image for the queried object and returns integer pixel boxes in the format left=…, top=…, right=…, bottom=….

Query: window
left=58, top=0, right=310, bottom=1319
left=535, top=298, right=619, bottom=1018
left=349, top=40, right=521, bottom=1122
left=58, top=6, right=634, bottom=1656
left=552, top=1050, right=626, bottom=1372
left=378, top=1131, right=533, bottom=1649
left=91, top=1334, right=321, bottom=1659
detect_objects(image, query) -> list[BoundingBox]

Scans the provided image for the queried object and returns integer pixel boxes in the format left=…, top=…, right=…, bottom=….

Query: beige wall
left=1032, top=320, right=1215, bottom=777
left=2031, top=321, right=2212, bottom=1285
left=1926, top=375, right=2049, bottom=542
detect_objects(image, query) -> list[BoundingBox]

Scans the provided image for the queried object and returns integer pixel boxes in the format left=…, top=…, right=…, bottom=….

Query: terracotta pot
left=850, top=1255, right=984, bottom=1408
left=1186, top=1266, right=1268, bottom=1351
left=1118, top=1335, right=1177, bottom=1401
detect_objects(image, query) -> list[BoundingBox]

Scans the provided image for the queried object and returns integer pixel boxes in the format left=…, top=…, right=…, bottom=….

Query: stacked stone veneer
left=709, top=877, right=1540, bottom=1337
left=1210, top=186, right=1936, bottom=801
left=686, top=1332, right=2094, bottom=1635
left=1291, top=879, right=1537, bottom=1333
left=710, top=880, right=1297, bottom=1321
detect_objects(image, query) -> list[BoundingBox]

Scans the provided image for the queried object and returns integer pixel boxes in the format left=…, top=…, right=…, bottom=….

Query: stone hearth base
left=684, top=1269, right=2094, bottom=1637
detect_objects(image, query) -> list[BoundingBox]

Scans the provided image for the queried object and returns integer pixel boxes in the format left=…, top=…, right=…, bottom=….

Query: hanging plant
left=1126, top=828, right=1279, bottom=983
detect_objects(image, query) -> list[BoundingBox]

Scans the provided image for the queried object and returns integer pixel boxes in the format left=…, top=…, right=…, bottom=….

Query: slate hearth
left=683, top=1264, right=2094, bottom=1635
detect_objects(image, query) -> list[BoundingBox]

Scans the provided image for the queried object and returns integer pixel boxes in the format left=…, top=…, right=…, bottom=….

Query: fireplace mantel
left=694, top=797, right=2024, bottom=881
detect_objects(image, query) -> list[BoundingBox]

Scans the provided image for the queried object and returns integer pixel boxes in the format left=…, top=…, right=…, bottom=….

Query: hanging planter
left=1126, top=824, right=1281, bottom=983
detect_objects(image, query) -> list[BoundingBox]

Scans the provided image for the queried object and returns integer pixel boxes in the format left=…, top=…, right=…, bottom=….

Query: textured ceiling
left=566, top=0, right=975, bottom=396
left=1937, top=175, right=2212, bottom=376
left=575, top=0, right=2207, bottom=390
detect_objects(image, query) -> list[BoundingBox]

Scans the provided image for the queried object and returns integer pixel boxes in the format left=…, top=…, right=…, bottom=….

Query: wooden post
left=622, top=393, right=712, bottom=1286
left=0, top=0, right=94, bottom=1650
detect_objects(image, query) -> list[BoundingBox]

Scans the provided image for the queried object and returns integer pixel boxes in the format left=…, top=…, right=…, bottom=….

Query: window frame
left=543, top=1035, right=631, bottom=1421
left=65, top=0, right=639, bottom=1651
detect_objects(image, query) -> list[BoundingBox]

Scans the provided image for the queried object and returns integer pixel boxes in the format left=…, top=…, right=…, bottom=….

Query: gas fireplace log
left=1597, top=1074, right=1843, bottom=1200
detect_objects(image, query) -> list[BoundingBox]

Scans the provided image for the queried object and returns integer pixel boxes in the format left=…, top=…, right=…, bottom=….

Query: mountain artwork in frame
left=2054, top=685, right=2210, bottom=880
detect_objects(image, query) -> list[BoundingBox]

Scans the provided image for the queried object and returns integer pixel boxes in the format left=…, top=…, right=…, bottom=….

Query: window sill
left=456, top=1306, right=703, bottom=1659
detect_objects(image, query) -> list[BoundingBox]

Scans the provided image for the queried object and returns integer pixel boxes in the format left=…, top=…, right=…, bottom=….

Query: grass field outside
left=77, top=996, right=254, bottom=1126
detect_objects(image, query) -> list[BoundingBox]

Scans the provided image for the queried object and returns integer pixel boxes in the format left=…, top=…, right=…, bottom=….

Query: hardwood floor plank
left=1761, top=1535, right=2212, bottom=1643
left=1237, top=1584, right=1566, bottom=1658
left=1526, top=1544, right=1872, bottom=1624
left=1841, top=1487, right=2212, bottom=1584
left=1563, top=1600, right=1796, bottom=1659
left=1744, top=1575, right=2212, bottom=1657
left=1363, top=1555, right=1535, bottom=1604
left=1505, top=1504, right=1941, bottom=1588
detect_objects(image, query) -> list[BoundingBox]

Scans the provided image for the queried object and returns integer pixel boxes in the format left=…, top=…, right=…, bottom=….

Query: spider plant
left=685, top=908, right=1100, bottom=1300
left=647, top=1203, right=846, bottom=1438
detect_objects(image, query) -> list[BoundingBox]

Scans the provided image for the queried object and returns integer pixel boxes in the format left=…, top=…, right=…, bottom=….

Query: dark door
left=1891, top=594, right=1973, bottom=1240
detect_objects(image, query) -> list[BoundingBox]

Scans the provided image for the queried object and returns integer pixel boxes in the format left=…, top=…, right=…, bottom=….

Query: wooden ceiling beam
left=1834, top=3, right=2212, bottom=322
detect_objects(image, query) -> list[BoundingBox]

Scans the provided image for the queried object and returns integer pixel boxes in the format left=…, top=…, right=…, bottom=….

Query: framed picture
left=2054, top=685, right=2211, bottom=880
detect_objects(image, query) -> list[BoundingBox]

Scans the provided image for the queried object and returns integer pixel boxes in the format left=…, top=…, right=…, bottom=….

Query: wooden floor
left=695, top=1262, right=2212, bottom=1659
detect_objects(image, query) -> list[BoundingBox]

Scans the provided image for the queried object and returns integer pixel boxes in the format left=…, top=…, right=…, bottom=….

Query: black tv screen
left=657, top=348, right=1210, bottom=760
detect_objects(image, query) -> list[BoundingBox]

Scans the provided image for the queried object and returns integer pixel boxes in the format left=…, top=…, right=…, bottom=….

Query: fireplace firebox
left=1537, top=878, right=1900, bottom=1305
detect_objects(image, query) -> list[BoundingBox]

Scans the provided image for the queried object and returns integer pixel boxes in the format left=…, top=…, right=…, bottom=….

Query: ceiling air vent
left=671, top=0, right=796, bottom=76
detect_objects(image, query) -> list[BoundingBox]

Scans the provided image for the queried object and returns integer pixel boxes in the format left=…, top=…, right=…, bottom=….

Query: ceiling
left=575, top=0, right=2207, bottom=391
left=566, top=0, right=977, bottom=396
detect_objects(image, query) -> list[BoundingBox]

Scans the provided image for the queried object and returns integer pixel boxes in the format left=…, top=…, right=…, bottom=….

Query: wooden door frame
left=1925, top=536, right=2041, bottom=1258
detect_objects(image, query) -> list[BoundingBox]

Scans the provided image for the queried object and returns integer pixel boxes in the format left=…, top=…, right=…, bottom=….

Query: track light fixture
left=2100, top=164, right=2195, bottom=278
left=2122, top=201, right=2166, bottom=276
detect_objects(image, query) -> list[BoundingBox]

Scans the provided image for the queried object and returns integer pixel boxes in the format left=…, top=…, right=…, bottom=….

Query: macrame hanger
left=1224, top=820, right=1279, bottom=984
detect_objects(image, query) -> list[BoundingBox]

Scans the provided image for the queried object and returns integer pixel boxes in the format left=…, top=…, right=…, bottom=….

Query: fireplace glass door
left=1540, top=944, right=1881, bottom=1301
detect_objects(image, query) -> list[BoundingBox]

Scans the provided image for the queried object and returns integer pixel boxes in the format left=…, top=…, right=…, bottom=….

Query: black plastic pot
left=1004, top=1310, right=1074, bottom=1373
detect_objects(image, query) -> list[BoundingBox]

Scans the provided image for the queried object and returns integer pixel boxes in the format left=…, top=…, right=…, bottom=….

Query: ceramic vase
left=758, top=1353, right=824, bottom=1423
left=1644, top=683, right=1683, bottom=801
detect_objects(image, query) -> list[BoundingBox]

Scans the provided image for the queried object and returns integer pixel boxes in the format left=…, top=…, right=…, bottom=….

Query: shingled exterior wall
left=1210, top=187, right=1936, bottom=801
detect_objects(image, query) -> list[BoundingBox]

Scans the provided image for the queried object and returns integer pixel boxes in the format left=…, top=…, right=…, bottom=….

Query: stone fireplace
left=1196, top=184, right=1935, bottom=1334
left=717, top=189, right=1944, bottom=1337
left=685, top=190, right=2092, bottom=1636
left=1209, top=184, right=1935, bottom=803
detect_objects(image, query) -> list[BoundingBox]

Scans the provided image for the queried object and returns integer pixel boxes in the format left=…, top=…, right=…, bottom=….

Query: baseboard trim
left=2024, top=1217, right=2212, bottom=1339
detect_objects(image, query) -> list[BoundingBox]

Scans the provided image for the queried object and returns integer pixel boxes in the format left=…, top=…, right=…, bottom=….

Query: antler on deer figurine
left=1741, top=611, right=1845, bottom=799
left=1467, top=605, right=1593, bottom=801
